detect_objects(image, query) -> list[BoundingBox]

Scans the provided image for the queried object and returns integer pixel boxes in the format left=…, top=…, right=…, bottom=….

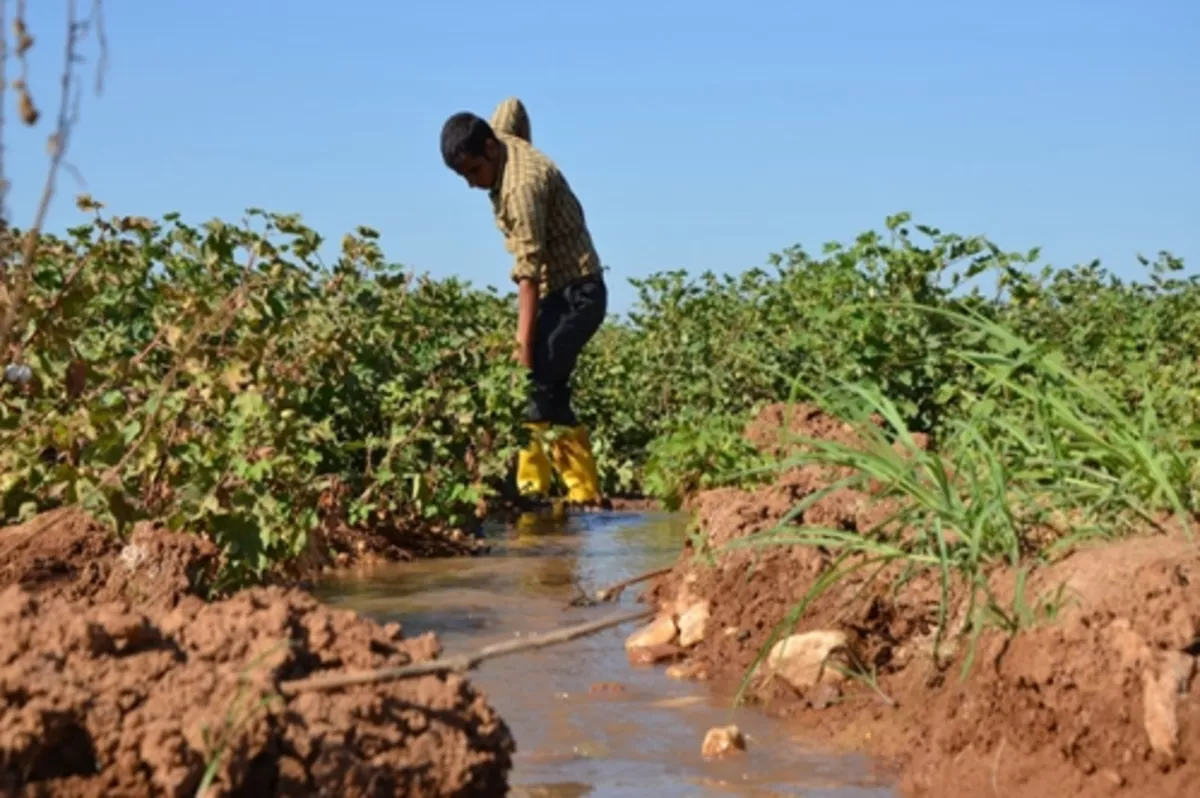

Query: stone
left=701, top=725, right=746, bottom=758
left=651, top=695, right=704, bottom=710
left=678, top=601, right=710, bottom=648
left=1143, top=651, right=1196, bottom=759
left=627, top=643, right=684, bottom=667
left=767, top=630, right=850, bottom=690
left=669, top=572, right=702, bottom=616
left=807, top=682, right=842, bottom=710
left=624, top=614, right=678, bottom=651
left=588, top=682, right=626, bottom=695
left=665, top=660, right=707, bottom=681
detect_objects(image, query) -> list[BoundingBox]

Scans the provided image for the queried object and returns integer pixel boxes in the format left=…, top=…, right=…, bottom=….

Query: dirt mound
left=313, top=520, right=478, bottom=571
left=304, top=481, right=490, bottom=577
left=0, top=509, right=220, bottom=608
left=0, top=584, right=514, bottom=797
left=887, top=537, right=1200, bottom=797
left=645, top=403, right=1200, bottom=798
left=742, top=401, right=930, bottom=457
left=0, top=509, right=117, bottom=600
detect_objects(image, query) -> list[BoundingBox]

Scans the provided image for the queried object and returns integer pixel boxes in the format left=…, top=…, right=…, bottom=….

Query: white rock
left=665, top=661, right=705, bottom=681
left=669, top=572, right=702, bottom=616
left=767, top=630, right=850, bottom=690
left=701, top=724, right=746, bottom=758
left=678, top=601, right=710, bottom=648
left=1143, top=651, right=1196, bottom=759
left=624, top=614, right=678, bottom=651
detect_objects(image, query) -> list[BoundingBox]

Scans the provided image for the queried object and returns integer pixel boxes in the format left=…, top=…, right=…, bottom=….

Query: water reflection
left=510, top=512, right=585, bottom=598
left=510, top=782, right=593, bottom=798
left=314, top=511, right=899, bottom=797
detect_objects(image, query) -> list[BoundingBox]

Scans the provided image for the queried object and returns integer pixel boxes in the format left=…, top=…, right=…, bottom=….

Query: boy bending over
left=440, top=97, right=607, bottom=506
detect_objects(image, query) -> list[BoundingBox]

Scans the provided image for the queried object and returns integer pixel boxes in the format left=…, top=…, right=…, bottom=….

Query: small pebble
left=588, top=682, right=626, bottom=695
left=702, top=725, right=746, bottom=758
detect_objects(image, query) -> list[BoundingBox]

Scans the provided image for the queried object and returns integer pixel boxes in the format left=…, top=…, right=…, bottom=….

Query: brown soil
left=0, top=508, right=220, bottom=608
left=306, top=480, right=490, bottom=577
left=646, top=402, right=1200, bottom=798
left=0, top=511, right=515, bottom=796
left=487, top=495, right=659, bottom=518
left=606, top=497, right=662, bottom=512
left=311, top=520, right=487, bottom=575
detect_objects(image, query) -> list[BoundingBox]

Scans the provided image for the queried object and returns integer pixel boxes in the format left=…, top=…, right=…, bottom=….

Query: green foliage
left=4, top=203, right=1196, bottom=592
left=719, top=307, right=1200, bottom=694
left=641, top=413, right=770, bottom=510
left=1, top=206, right=527, bottom=585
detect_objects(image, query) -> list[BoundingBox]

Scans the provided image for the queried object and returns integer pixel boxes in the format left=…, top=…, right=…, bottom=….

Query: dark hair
left=440, top=112, right=496, bottom=168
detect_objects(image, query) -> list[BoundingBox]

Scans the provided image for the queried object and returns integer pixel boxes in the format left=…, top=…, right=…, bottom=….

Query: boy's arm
left=505, top=180, right=548, bottom=368
left=516, top=279, right=538, bottom=368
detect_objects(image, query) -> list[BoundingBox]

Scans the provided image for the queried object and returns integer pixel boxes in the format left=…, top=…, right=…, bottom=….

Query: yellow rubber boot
left=550, top=424, right=602, bottom=504
left=516, top=423, right=553, bottom=498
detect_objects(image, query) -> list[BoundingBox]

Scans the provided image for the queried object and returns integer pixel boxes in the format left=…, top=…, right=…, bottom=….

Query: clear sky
left=6, top=0, right=1198, bottom=314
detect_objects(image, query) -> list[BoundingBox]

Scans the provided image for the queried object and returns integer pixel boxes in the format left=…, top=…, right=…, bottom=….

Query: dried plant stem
left=0, top=0, right=106, bottom=360
left=279, top=607, right=654, bottom=694
left=595, top=566, right=672, bottom=602
left=0, top=1, right=9, bottom=222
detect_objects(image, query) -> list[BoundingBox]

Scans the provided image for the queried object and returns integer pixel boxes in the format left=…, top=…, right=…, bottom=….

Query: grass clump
left=719, top=304, right=1199, bottom=696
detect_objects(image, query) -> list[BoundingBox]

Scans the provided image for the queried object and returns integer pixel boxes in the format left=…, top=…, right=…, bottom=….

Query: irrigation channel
left=314, top=509, right=899, bottom=797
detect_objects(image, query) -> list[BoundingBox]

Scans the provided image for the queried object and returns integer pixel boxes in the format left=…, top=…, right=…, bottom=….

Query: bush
left=0, top=205, right=527, bottom=585
left=4, top=205, right=1194, bottom=585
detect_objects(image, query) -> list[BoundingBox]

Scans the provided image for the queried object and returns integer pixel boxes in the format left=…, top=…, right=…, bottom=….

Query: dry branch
left=1, top=2, right=8, bottom=221
left=0, top=0, right=107, bottom=361
left=279, top=607, right=654, bottom=695
left=595, top=566, right=672, bottom=602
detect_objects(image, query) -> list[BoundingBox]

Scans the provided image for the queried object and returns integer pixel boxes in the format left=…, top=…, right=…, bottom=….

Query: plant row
left=3, top=205, right=1196, bottom=585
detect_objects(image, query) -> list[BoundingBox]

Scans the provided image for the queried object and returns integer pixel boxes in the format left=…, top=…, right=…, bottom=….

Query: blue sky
left=6, top=0, right=1198, bottom=314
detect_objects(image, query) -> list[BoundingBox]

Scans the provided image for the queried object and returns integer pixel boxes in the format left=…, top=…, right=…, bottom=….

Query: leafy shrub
left=641, top=413, right=770, bottom=511
left=4, top=203, right=1195, bottom=586
left=0, top=204, right=527, bottom=584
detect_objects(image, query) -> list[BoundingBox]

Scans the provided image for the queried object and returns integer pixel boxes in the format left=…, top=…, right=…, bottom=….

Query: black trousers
left=526, top=274, right=608, bottom=426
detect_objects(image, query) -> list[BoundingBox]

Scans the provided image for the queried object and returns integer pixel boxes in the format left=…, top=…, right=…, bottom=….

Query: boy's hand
left=514, top=336, right=534, bottom=369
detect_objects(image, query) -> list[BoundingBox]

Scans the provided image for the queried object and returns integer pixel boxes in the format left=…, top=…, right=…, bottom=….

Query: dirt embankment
left=0, top=509, right=515, bottom=796
left=640, top=403, right=1200, bottom=798
left=310, top=479, right=660, bottom=573
left=309, top=479, right=490, bottom=575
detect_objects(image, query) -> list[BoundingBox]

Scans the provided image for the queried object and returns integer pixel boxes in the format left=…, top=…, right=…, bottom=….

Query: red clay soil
left=0, top=508, right=221, bottom=608
left=308, top=479, right=490, bottom=575
left=645, top=402, right=1200, bottom=798
left=0, top=511, right=515, bottom=797
left=311, top=519, right=486, bottom=575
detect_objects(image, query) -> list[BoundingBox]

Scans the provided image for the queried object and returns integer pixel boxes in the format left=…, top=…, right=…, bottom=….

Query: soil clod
left=647, top=402, right=1200, bottom=798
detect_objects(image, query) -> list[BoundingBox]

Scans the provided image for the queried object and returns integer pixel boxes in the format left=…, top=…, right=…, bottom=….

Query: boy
left=440, top=97, right=607, bottom=506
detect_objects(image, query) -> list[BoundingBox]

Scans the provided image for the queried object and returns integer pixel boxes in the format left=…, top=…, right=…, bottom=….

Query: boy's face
left=450, top=138, right=504, bottom=190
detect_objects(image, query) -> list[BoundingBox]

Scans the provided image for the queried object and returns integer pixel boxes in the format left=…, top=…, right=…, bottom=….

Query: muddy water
left=315, top=510, right=899, bottom=797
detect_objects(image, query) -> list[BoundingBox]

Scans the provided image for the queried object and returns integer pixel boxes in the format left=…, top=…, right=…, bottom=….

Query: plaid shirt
left=490, top=97, right=531, bottom=143
left=488, top=98, right=602, bottom=298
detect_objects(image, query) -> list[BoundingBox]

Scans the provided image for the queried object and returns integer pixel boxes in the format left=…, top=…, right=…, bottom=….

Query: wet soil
left=0, top=510, right=514, bottom=796
left=645, top=402, right=1200, bottom=798
left=307, top=482, right=659, bottom=576
left=307, top=479, right=491, bottom=574
left=316, top=511, right=897, bottom=796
